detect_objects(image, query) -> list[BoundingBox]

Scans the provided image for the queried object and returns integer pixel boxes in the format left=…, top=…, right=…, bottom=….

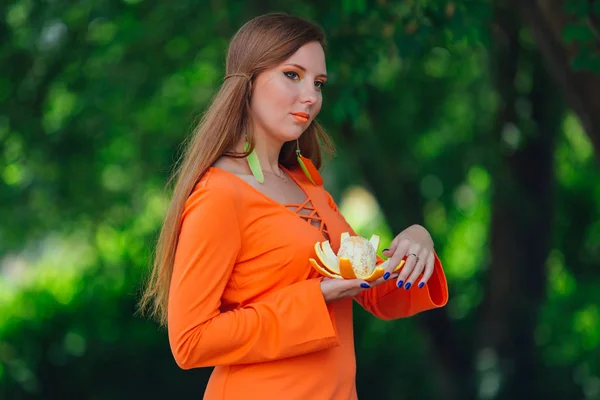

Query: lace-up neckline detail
left=207, top=167, right=331, bottom=241
left=285, top=198, right=330, bottom=242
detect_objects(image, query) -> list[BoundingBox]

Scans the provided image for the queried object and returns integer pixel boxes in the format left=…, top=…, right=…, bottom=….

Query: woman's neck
left=234, top=135, right=283, bottom=175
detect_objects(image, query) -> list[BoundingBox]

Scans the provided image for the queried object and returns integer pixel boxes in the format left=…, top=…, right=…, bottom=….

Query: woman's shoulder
left=185, top=164, right=245, bottom=212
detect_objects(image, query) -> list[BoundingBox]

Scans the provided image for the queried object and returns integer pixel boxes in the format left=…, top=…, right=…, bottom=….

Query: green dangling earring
left=245, top=139, right=264, bottom=183
left=296, top=139, right=323, bottom=186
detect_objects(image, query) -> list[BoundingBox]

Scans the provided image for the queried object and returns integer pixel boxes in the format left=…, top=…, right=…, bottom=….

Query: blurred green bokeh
left=1, top=1, right=600, bottom=399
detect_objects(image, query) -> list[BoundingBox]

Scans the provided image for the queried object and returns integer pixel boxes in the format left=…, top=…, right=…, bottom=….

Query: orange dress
left=168, top=166, right=449, bottom=400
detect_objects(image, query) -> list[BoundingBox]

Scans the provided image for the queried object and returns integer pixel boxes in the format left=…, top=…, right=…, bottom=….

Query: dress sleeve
left=354, top=253, right=449, bottom=320
left=323, top=191, right=449, bottom=320
left=167, top=185, right=339, bottom=369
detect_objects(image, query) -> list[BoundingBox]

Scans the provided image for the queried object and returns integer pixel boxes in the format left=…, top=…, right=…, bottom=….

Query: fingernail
left=418, top=282, right=425, bottom=289
left=404, top=282, right=412, bottom=290
left=383, top=272, right=390, bottom=280
left=397, top=280, right=404, bottom=288
left=360, top=283, right=370, bottom=289
left=382, top=248, right=389, bottom=252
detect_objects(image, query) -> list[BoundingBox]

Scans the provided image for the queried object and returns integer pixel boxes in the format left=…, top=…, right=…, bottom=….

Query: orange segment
left=339, top=257, right=357, bottom=279
left=309, top=259, right=340, bottom=279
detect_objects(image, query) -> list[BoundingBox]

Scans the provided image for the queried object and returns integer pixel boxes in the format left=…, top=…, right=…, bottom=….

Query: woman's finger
left=321, top=277, right=373, bottom=303
left=365, top=274, right=394, bottom=288
left=381, top=235, right=401, bottom=258
left=383, top=239, right=411, bottom=279
left=404, top=249, right=428, bottom=290
left=396, top=243, right=421, bottom=288
left=417, top=251, right=436, bottom=288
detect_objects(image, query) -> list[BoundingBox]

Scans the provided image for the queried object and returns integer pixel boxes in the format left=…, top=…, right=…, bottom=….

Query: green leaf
left=571, top=48, right=600, bottom=72
left=563, top=23, right=595, bottom=43
left=564, top=0, right=591, bottom=17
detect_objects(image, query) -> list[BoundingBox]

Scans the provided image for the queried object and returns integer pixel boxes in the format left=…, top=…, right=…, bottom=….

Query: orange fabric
left=286, top=197, right=330, bottom=239
left=168, top=167, right=449, bottom=400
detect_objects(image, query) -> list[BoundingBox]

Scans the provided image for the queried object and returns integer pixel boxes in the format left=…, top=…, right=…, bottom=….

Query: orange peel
left=309, top=232, right=405, bottom=282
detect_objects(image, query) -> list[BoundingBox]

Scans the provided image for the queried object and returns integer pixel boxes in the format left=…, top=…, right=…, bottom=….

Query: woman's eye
left=284, top=71, right=300, bottom=80
left=315, top=81, right=326, bottom=89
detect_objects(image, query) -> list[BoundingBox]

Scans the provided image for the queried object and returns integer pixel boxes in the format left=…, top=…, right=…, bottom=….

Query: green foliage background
left=1, top=0, right=599, bottom=399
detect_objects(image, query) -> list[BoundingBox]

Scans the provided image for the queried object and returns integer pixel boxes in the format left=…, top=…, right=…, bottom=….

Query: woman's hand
left=319, top=224, right=436, bottom=302
left=381, top=224, right=436, bottom=290
left=319, top=276, right=389, bottom=304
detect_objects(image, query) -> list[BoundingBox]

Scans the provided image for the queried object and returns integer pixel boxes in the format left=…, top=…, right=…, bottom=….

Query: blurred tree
left=479, top=1, right=563, bottom=397
left=1, top=1, right=599, bottom=400
left=512, top=0, right=600, bottom=160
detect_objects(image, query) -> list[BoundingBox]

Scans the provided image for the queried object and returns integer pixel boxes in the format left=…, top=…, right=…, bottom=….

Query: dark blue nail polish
left=404, top=282, right=412, bottom=290
left=383, top=272, right=390, bottom=280
left=397, top=280, right=404, bottom=288
left=360, top=283, right=370, bottom=289
left=418, top=282, right=425, bottom=289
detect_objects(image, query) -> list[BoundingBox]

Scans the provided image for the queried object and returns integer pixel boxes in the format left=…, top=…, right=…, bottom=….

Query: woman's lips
left=292, top=112, right=310, bottom=123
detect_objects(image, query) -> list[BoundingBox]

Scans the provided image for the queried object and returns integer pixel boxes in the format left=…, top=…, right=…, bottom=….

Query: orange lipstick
left=292, top=112, right=310, bottom=123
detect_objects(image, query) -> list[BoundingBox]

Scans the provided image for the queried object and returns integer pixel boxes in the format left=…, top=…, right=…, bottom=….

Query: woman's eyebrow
left=283, top=63, right=328, bottom=79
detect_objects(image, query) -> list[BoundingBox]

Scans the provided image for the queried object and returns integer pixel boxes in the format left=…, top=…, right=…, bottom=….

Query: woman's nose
left=300, top=84, right=318, bottom=104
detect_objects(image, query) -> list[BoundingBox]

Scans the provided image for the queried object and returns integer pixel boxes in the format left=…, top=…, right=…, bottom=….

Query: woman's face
left=250, top=41, right=327, bottom=146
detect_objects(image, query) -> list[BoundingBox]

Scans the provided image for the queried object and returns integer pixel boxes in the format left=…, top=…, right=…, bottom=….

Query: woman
left=140, top=13, right=448, bottom=400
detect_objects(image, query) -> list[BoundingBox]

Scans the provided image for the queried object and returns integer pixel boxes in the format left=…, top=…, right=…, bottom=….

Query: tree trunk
left=477, top=1, right=562, bottom=398
left=512, top=0, right=600, bottom=162
left=340, top=120, right=474, bottom=400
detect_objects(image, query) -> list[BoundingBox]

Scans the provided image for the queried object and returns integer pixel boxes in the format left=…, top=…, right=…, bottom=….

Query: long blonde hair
left=138, top=13, right=334, bottom=325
